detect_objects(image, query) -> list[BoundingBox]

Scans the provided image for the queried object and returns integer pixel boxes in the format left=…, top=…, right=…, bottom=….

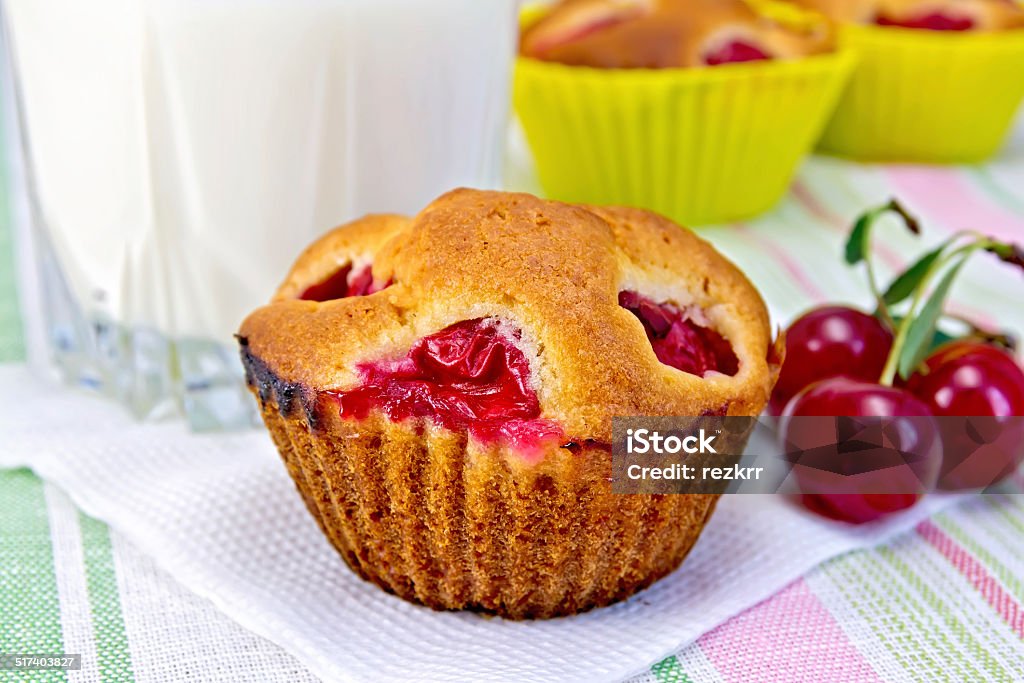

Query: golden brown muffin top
left=791, top=0, right=1024, bottom=30
left=520, top=0, right=836, bottom=68
left=239, top=189, right=782, bottom=443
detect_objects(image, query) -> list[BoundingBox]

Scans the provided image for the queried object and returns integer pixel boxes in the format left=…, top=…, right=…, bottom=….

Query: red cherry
left=876, top=11, right=975, bottom=31
left=703, top=40, right=772, bottom=66
left=781, top=377, right=941, bottom=524
left=769, top=307, right=893, bottom=415
left=328, top=319, right=563, bottom=451
left=618, top=291, right=739, bottom=377
left=345, top=265, right=384, bottom=297
left=299, top=264, right=389, bottom=301
left=905, top=341, right=1024, bottom=490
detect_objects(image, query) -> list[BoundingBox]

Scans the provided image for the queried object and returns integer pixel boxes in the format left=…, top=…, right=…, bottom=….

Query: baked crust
left=520, top=0, right=836, bottom=68
left=240, top=188, right=781, bottom=443
left=792, top=0, right=1024, bottom=29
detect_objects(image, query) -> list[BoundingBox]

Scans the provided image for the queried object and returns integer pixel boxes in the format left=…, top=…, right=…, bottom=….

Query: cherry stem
left=847, top=199, right=1023, bottom=385
left=941, top=313, right=1018, bottom=352
left=852, top=200, right=920, bottom=330
left=865, top=257, right=894, bottom=330
left=878, top=238, right=995, bottom=386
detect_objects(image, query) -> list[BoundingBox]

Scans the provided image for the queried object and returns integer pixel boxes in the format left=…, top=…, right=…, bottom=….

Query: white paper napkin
left=0, top=365, right=964, bottom=683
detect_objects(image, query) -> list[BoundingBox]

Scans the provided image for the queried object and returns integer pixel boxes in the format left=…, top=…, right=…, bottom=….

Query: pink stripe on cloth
left=791, top=181, right=907, bottom=273
left=943, top=302, right=999, bottom=333
left=697, top=579, right=883, bottom=683
left=886, top=168, right=1024, bottom=244
left=917, top=520, right=1024, bottom=639
left=793, top=176, right=1000, bottom=331
left=733, top=225, right=828, bottom=303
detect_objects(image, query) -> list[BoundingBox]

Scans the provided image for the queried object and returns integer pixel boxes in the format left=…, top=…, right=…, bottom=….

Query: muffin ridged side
left=257, top=396, right=718, bottom=620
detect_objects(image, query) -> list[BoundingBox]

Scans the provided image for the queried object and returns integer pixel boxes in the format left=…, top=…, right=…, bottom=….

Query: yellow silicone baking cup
left=514, top=50, right=856, bottom=226
left=818, top=25, right=1024, bottom=162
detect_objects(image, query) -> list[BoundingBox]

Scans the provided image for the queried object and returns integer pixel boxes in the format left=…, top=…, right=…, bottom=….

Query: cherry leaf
left=845, top=199, right=921, bottom=266
left=898, top=258, right=967, bottom=381
left=845, top=212, right=872, bottom=266
left=883, top=244, right=947, bottom=306
left=891, top=314, right=958, bottom=354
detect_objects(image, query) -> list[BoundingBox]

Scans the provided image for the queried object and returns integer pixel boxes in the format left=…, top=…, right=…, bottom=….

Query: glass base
left=38, top=231, right=258, bottom=432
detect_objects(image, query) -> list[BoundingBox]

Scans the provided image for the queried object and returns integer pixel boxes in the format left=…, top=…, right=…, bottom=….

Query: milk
left=2, top=0, right=517, bottom=428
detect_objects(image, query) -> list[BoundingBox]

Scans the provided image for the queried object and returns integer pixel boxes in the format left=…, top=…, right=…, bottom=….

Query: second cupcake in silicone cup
left=792, top=0, right=1024, bottom=161
left=515, top=0, right=856, bottom=226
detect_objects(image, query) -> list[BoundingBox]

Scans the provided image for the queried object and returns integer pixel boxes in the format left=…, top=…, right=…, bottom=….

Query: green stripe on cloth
left=79, top=513, right=134, bottom=683
left=823, top=553, right=942, bottom=683
left=878, top=545, right=1009, bottom=681
left=0, top=111, right=25, bottom=364
left=0, top=469, right=66, bottom=683
left=969, top=167, right=1024, bottom=214
left=651, top=655, right=695, bottom=683
left=974, top=501, right=1024, bottom=566
left=990, top=495, right=1024, bottom=538
left=937, top=512, right=1024, bottom=605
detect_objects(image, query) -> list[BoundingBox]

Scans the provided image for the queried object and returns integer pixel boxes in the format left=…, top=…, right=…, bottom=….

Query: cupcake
left=238, top=189, right=782, bottom=619
left=795, top=0, right=1024, bottom=29
left=514, top=0, right=855, bottom=225
left=791, top=0, right=1024, bottom=160
left=520, top=0, right=837, bottom=67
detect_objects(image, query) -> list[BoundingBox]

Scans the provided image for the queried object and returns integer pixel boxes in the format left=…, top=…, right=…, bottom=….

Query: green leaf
left=883, top=244, right=946, bottom=306
left=845, top=211, right=873, bottom=266
left=898, top=259, right=968, bottom=381
left=890, top=314, right=958, bottom=353
left=930, top=326, right=957, bottom=351
left=844, top=199, right=921, bottom=267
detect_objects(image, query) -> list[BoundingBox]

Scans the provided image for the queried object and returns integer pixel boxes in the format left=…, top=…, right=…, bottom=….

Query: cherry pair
left=770, top=201, right=1024, bottom=523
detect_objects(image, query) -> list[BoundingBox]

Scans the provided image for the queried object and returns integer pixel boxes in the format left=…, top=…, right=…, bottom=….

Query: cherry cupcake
left=792, top=0, right=1024, bottom=160
left=238, top=189, right=782, bottom=619
left=514, top=0, right=854, bottom=225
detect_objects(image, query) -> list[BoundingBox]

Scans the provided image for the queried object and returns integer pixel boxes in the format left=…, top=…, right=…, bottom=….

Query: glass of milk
left=2, top=0, right=518, bottom=430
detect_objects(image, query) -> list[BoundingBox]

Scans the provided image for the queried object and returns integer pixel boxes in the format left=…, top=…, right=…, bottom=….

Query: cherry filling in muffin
left=327, top=319, right=564, bottom=450
left=619, top=291, right=739, bottom=377
left=702, top=40, right=772, bottom=66
left=875, top=11, right=975, bottom=31
left=300, top=264, right=389, bottom=301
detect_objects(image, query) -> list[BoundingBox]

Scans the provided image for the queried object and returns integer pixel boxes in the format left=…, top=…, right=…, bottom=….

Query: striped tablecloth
left=4, top=134, right=1024, bottom=680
